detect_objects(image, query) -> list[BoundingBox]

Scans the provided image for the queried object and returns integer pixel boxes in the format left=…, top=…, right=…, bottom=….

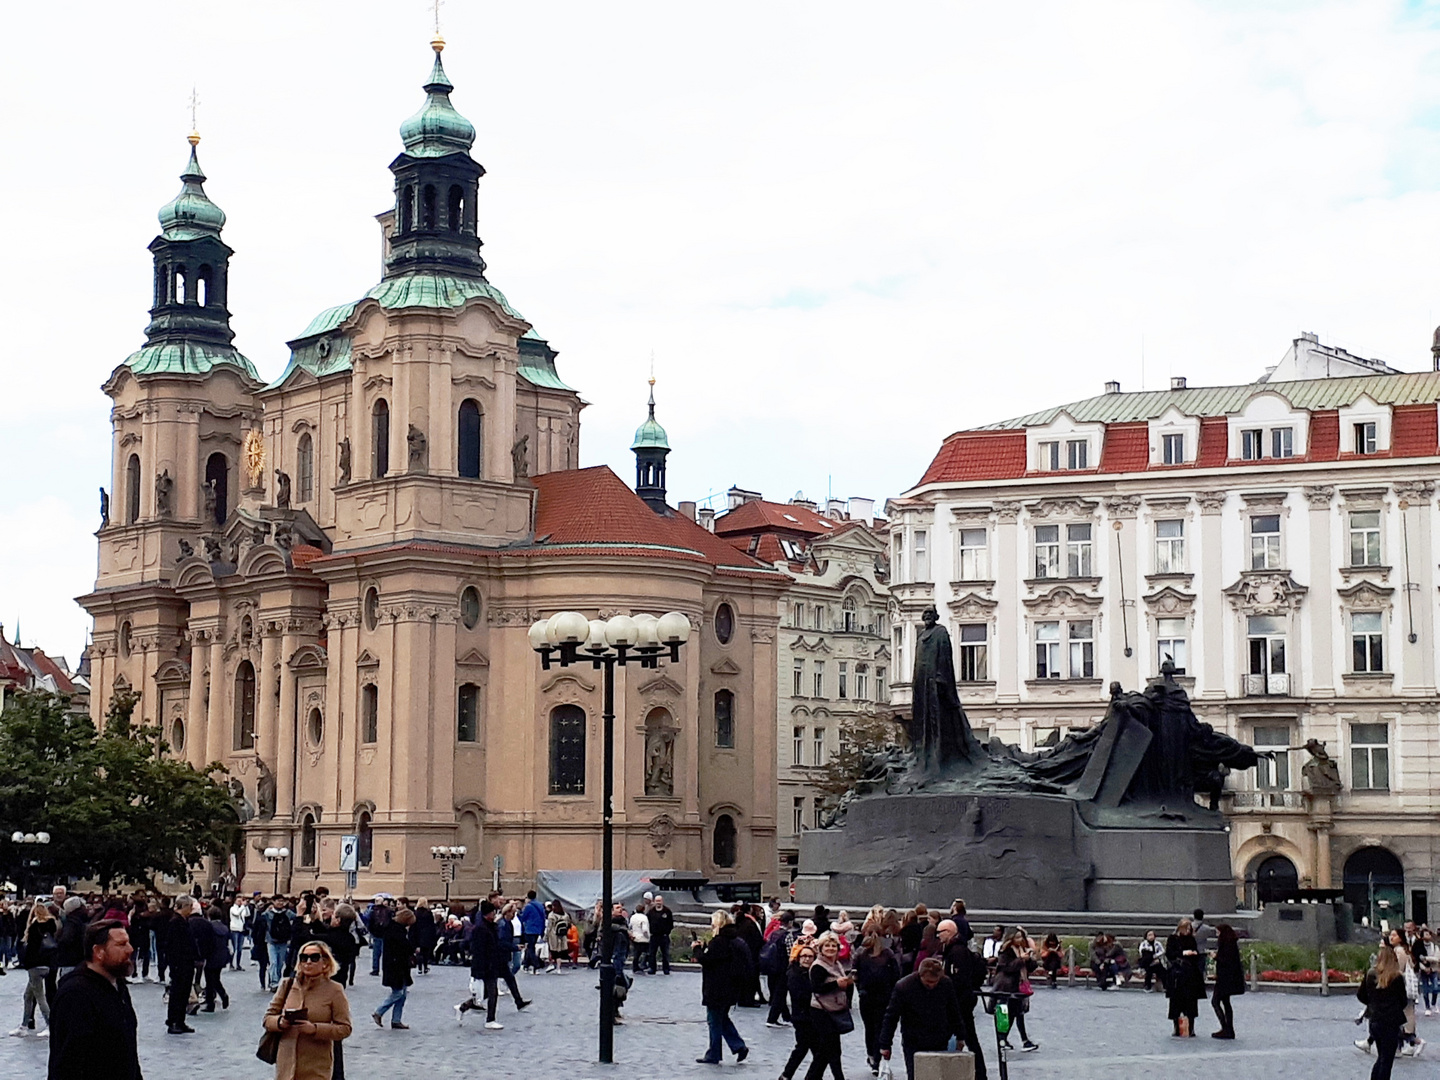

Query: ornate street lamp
left=430, top=845, right=467, bottom=904
left=529, top=610, right=691, bottom=1064
left=262, top=846, right=290, bottom=895
left=10, top=831, right=50, bottom=898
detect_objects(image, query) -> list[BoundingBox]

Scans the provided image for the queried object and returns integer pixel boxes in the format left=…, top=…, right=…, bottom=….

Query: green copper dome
left=632, top=381, right=670, bottom=450
left=158, top=140, right=226, bottom=240
left=398, top=46, right=476, bottom=158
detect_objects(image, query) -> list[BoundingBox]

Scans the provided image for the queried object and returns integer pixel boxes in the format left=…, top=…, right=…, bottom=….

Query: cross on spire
left=188, top=86, right=201, bottom=144
left=432, top=0, right=444, bottom=35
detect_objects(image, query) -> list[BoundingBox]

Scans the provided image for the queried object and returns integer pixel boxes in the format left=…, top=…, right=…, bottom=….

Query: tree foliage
left=812, top=709, right=909, bottom=799
left=0, top=689, right=237, bottom=889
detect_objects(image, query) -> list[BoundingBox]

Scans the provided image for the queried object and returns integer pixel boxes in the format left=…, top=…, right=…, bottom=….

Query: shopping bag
left=877, top=1057, right=895, bottom=1080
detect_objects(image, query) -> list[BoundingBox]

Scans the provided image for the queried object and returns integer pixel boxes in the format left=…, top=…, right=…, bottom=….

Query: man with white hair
left=164, top=895, right=199, bottom=1035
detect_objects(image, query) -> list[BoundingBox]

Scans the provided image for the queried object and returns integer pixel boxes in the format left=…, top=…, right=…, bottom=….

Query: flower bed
left=1259, top=968, right=1361, bottom=984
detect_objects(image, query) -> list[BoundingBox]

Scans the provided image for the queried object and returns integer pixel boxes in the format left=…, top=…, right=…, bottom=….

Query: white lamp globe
left=278, top=847, right=290, bottom=859
left=657, top=611, right=691, bottom=645
left=585, top=619, right=609, bottom=654
left=554, top=611, right=590, bottom=645
left=10, top=832, right=22, bottom=844
left=264, top=847, right=278, bottom=859
left=528, top=619, right=552, bottom=651
left=458, top=845, right=468, bottom=856
left=22, top=834, right=36, bottom=844
left=35, top=832, right=49, bottom=845
left=634, top=613, right=660, bottom=648
left=603, top=614, right=638, bottom=647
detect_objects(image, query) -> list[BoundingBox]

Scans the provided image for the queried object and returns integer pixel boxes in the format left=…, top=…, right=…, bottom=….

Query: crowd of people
left=4, top=883, right=1435, bottom=1080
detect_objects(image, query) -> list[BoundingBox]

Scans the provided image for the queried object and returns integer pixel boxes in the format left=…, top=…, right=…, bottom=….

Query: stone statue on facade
left=511, top=435, right=529, bottom=479
left=407, top=425, right=428, bottom=470
left=177, top=538, right=194, bottom=560
left=202, top=479, right=217, bottom=521
left=227, top=777, right=255, bottom=823
left=155, top=470, right=174, bottom=517
left=99, top=487, right=109, bottom=527
left=1301, top=738, right=1343, bottom=794
left=275, top=469, right=291, bottom=509
left=645, top=728, right=675, bottom=796
left=255, top=759, right=277, bottom=820
left=337, top=438, right=352, bottom=483
left=204, top=535, right=224, bottom=562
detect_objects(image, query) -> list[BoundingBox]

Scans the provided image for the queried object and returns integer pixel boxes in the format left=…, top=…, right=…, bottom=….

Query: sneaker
left=36, top=1028, right=49, bottom=1040
left=1021, top=1041, right=1039, bottom=1052
left=516, top=999, right=532, bottom=1010
left=498, top=987, right=509, bottom=997
left=455, top=1003, right=466, bottom=1024
left=1414, top=1039, right=1426, bottom=1058
left=7, top=1028, right=26, bottom=1037
left=1354, top=1039, right=1374, bottom=1055
left=766, top=1021, right=784, bottom=1028
left=486, top=1021, right=504, bottom=1030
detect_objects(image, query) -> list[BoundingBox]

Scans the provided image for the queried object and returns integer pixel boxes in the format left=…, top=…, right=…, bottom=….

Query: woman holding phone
left=263, top=939, right=352, bottom=1080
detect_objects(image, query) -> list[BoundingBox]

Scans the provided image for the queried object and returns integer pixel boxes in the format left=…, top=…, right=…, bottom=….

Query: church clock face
left=242, top=429, right=265, bottom=487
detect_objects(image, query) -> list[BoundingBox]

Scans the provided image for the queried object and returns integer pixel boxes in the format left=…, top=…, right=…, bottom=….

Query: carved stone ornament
left=993, top=500, right=1022, bottom=523
left=1224, top=572, right=1308, bottom=614
left=1022, top=584, right=1103, bottom=617
left=948, top=591, right=999, bottom=621
left=1393, top=479, right=1435, bottom=504
left=1196, top=491, right=1227, bottom=514
left=1142, top=585, right=1195, bottom=616
left=949, top=505, right=995, bottom=524
left=647, top=813, right=677, bottom=856
left=1336, top=580, right=1394, bottom=611
left=1240, top=491, right=1288, bottom=510
left=1103, top=494, right=1141, bottom=519
left=1302, top=485, right=1335, bottom=507
left=1026, top=497, right=1098, bottom=520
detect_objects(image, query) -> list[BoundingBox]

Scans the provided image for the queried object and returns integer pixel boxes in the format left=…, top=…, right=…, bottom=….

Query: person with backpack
left=548, top=902, right=574, bottom=975
left=763, top=912, right=795, bottom=1027
left=264, top=897, right=294, bottom=992
left=10, top=901, right=58, bottom=1037
left=364, top=898, right=391, bottom=977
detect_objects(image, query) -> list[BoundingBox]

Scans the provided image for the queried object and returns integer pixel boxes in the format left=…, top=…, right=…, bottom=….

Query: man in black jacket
left=879, top=958, right=976, bottom=1080
left=48, top=919, right=141, bottom=1080
left=456, top=902, right=530, bottom=1026
left=164, top=896, right=199, bottom=1034
left=646, top=896, right=675, bottom=976
left=937, top=922, right=989, bottom=1080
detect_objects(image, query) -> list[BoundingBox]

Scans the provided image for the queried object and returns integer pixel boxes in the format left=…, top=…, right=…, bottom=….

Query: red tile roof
left=290, top=544, right=325, bottom=569
left=1098, top=422, right=1148, bottom=473
left=917, top=430, right=1027, bottom=486
left=1391, top=403, right=1438, bottom=457
left=1197, top=417, right=1228, bottom=468
left=1307, top=410, right=1339, bottom=461
left=713, top=500, right=839, bottom=537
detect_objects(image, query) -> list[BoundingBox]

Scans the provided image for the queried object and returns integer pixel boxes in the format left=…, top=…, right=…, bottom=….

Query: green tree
left=813, top=710, right=909, bottom=799
left=0, top=689, right=237, bottom=889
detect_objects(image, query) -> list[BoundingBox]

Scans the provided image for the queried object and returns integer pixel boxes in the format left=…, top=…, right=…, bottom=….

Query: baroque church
left=79, top=38, right=787, bottom=897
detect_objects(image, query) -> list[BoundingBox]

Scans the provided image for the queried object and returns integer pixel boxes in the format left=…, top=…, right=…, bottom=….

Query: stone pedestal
left=914, top=1051, right=975, bottom=1080
left=796, top=792, right=1238, bottom=913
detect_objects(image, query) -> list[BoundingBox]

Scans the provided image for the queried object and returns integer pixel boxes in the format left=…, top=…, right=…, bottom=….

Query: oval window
left=307, top=707, right=323, bottom=746
left=364, top=587, right=380, bottom=631
left=714, top=603, right=735, bottom=645
left=460, top=586, right=481, bottom=629
left=171, top=719, right=185, bottom=752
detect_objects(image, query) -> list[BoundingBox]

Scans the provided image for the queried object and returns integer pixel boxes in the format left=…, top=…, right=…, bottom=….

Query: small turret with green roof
left=633, top=378, right=671, bottom=513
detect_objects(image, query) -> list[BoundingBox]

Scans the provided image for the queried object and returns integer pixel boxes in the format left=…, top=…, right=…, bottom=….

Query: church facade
left=79, top=40, right=787, bottom=898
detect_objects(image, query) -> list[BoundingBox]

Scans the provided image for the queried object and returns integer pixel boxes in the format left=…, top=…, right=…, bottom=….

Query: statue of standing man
left=910, top=606, right=984, bottom=777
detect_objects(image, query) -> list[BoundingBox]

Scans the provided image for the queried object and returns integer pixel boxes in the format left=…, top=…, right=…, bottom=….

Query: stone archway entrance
left=1343, top=846, right=1405, bottom=927
left=1253, top=854, right=1299, bottom=906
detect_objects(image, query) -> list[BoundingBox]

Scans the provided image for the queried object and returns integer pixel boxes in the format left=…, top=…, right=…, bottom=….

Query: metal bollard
left=1320, top=951, right=1328, bottom=997
left=1249, top=950, right=1259, bottom=991
left=1067, top=945, right=1075, bottom=988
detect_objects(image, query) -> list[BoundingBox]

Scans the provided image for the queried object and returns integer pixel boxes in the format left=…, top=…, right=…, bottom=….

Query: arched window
left=422, top=184, right=437, bottom=229
left=234, top=660, right=256, bottom=750
left=153, top=265, right=166, bottom=308
left=296, top=434, right=314, bottom=502
left=173, top=266, right=187, bottom=304
left=372, top=400, right=390, bottom=478
left=714, top=689, right=735, bottom=748
left=549, top=705, right=586, bottom=794
left=125, top=454, right=141, bottom=524
left=713, top=814, right=737, bottom=868
left=1254, top=854, right=1299, bottom=906
left=714, top=603, right=735, bottom=645
left=300, top=813, right=318, bottom=867
left=457, top=683, right=480, bottom=743
left=1343, top=846, right=1406, bottom=925
left=357, top=810, right=373, bottom=867
left=119, top=621, right=132, bottom=658
left=197, top=266, right=211, bottom=307
left=361, top=684, right=379, bottom=743
left=457, top=399, right=482, bottom=478
left=399, top=185, right=414, bottom=233
left=205, top=452, right=228, bottom=524
left=448, top=185, right=465, bottom=233
left=842, top=597, right=858, bottom=633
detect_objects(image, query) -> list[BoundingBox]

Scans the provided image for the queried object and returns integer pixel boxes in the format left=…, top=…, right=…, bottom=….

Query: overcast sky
left=4, top=1, right=1440, bottom=657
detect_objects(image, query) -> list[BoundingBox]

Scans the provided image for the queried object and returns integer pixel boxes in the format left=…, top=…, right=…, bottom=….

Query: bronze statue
left=154, top=470, right=174, bottom=517
left=337, top=438, right=352, bottom=483
left=909, top=606, right=984, bottom=776
left=99, top=487, right=109, bottom=527
left=275, top=469, right=291, bottom=509
left=511, top=435, right=529, bottom=479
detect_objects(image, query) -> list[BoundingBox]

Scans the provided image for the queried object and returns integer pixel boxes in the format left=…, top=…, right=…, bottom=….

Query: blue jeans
left=704, top=1005, right=746, bottom=1061
left=268, top=943, right=288, bottom=988
left=522, top=934, right=540, bottom=971
left=1420, top=971, right=1439, bottom=1009
left=376, top=985, right=407, bottom=1024
left=371, top=936, right=383, bottom=975
left=231, top=931, right=246, bottom=968
left=509, top=947, right=521, bottom=975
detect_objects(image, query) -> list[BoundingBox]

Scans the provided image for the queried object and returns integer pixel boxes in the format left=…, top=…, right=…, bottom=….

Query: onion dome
left=398, top=38, right=476, bottom=158
left=157, top=133, right=226, bottom=240
left=632, top=378, right=670, bottom=450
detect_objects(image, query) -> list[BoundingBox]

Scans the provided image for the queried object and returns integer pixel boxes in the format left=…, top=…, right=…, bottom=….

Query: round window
left=364, top=587, right=380, bottom=631
left=307, top=707, right=323, bottom=746
left=460, top=586, right=481, bottom=630
left=714, top=603, right=735, bottom=645
left=170, top=719, right=185, bottom=752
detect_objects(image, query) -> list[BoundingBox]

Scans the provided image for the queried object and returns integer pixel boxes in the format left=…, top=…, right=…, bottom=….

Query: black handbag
left=256, top=978, right=294, bottom=1064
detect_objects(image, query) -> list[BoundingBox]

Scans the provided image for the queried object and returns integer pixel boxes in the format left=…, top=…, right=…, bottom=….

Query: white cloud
left=3, top=1, right=1440, bottom=647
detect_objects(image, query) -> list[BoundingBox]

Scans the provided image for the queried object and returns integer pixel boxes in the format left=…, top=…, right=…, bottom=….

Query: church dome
left=398, top=43, right=476, bottom=158
left=157, top=137, right=226, bottom=240
left=631, top=378, right=670, bottom=450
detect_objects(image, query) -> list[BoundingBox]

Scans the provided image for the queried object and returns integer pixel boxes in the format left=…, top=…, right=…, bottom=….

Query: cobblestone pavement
left=0, top=961, right=1431, bottom=1079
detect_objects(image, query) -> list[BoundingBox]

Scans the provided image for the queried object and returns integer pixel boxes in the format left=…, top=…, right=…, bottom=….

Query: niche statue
left=275, top=469, right=291, bottom=510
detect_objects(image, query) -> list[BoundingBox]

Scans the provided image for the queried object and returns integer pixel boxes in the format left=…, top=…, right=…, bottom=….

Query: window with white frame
left=1038, top=441, right=1060, bottom=471
left=792, top=726, right=804, bottom=765
left=792, top=797, right=804, bottom=834
left=892, top=534, right=905, bottom=582
left=1247, top=615, right=1286, bottom=678
left=1035, top=621, right=1061, bottom=679
left=793, top=602, right=805, bottom=627
left=1156, top=617, right=1187, bottom=675
left=958, top=528, right=989, bottom=580
left=1154, top=519, right=1184, bottom=573
left=913, top=530, right=929, bottom=581
left=793, top=660, right=804, bottom=696
left=1069, top=620, right=1095, bottom=678
left=1350, top=723, right=1389, bottom=790
left=1253, top=725, right=1292, bottom=789
left=1067, top=523, right=1093, bottom=577
left=813, top=728, right=825, bottom=767
left=842, top=598, right=857, bottom=632
left=814, top=605, right=825, bottom=631
left=876, top=667, right=886, bottom=699
left=855, top=665, right=868, bottom=700
left=838, top=662, right=848, bottom=699
left=892, top=627, right=904, bottom=677
left=813, top=798, right=824, bottom=828
left=1067, top=439, right=1089, bottom=470
left=1241, top=429, right=1263, bottom=461
left=1354, top=421, right=1378, bottom=455
left=1034, top=525, right=1060, bottom=578
left=1250, top=515, right=1281, bottom=570
left=1032, top=726, right=1062, bottom=749
left=1272, top=427, right=1294, bottom=458
left=1349, top=511, right=1381, bottom=567
left=813, top=661, right=825, bottom=698
left=1162, top=432, right=1185, bottom=465
left=1351, top=612, right=1385, bottom=673
left=958, top=624, right=988, bottom=681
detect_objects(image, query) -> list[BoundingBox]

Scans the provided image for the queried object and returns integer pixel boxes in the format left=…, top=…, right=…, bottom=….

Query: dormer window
left=1272, top=427, right=1294, bottom=458
left=1066, top=439, right=1088, bottom=470
left=1039, top=441, right=1060, bottom=471
left=1354, top=422, right=1378, bottom=455
left=1161, top=433, right=1185, bottom=465
left=1241, top=429, right=1263, bottom=461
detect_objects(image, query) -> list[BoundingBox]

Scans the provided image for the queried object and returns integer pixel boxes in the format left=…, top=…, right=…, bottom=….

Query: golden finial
left=431, top=0, right=445, bottom=51
left=187, top=87, right=201, bottom=145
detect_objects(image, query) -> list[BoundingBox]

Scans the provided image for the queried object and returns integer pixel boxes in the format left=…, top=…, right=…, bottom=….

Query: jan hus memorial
left=796, top=606, right=1266, bottom=912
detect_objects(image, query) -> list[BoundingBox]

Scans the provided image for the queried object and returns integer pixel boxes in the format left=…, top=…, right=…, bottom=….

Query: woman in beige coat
left=263, top=939, right=352, bottom=1080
